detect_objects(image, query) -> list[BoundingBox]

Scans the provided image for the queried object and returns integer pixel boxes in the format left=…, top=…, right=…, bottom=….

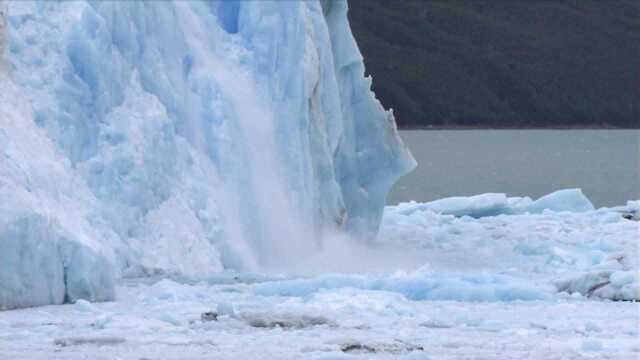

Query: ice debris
left=54, top=336, right=126, bottom=347
left=555, top=270, right=639, bottom=301
left=391, top=189, right=595, bottom=219
left=254, top=272, right=548, bottom=302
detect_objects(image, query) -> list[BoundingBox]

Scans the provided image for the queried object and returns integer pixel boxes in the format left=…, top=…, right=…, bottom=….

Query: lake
left=388, top=130, right=640, bottom=208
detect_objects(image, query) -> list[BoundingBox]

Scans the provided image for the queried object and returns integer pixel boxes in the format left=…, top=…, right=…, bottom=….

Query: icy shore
left=1, top=190, right=638, bottom=359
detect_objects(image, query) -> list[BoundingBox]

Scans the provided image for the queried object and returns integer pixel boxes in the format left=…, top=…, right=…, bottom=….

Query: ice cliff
left=0, top=0, right=414, bottom=309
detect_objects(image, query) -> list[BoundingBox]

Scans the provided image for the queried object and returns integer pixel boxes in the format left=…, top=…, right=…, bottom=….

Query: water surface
left=388, top=130, right=640, bottom=207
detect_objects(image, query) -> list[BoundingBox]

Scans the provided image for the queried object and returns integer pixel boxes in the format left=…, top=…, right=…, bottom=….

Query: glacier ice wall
left=0, top=2, right=5, bottom=58
left=0, top=75, right=116, bottom=309
left=0, top=0, right=414, bottom=309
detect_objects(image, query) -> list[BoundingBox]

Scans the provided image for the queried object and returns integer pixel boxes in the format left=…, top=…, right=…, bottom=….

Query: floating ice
left=390, top=189, right=595, bottom=219
left=392, top=193, right=514, bottom=218
left=381, top=191, right=639, bottom=301
left=526, top=189, right=594, bottom=214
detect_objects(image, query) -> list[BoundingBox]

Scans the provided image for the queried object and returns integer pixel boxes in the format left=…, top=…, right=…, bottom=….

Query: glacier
left=0, top=0, right=415, bottom=309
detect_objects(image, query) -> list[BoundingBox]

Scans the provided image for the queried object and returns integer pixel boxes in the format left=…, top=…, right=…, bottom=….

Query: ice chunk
left=391, top=189, right=595, bottom=219
left=395, top=193, right=510, bottom=218
left=554, top=270, right=639, bottom=301
left=93, top=313, right=113, bottom=329
left=216, top=302, right=236, bottom=318
left=339, top=341, right=424, bottom=355
left=625, top=200, right=640, bottom=213
left=526, top=189, right=594, bottom=213
left=610, top=271, right=636, bottom=287
left=54, top=336, right=126, bottom=347
left=200, top=311, right=218, bottom=322
left=74, top=299, right=97, bottom=313
left=582, top=340, right=603, bottom=352
left=607, top=200, right=640, bottom=220
left=241, top=312, right=332, bottom=329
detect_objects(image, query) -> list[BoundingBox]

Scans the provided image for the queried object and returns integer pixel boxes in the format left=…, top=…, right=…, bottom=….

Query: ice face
left=0, top=76, right=115, bottom=309
left=0, top=1, right=414, bottom=308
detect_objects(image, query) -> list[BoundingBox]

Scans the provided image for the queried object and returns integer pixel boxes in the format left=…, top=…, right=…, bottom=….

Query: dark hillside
left=348, top=0, right=640, bottom=128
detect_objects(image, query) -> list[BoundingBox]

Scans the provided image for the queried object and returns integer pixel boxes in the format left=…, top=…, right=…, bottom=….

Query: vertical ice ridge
left=321, top=0, right=417, bottom=237
left=0, top=0, right=414, bottom=308
left=0, top=0, right=6, bottom=70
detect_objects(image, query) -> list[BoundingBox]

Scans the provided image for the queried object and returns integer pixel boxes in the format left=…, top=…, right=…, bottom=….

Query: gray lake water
left=388, top=130, right=640, bottom=208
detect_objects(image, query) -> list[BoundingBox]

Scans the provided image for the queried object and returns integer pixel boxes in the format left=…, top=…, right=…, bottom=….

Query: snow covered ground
left=1, top=191, right=638, bottom=359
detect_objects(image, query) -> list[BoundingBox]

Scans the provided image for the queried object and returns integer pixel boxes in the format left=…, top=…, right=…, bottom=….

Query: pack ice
left=0, top=0, right=414, bottom=309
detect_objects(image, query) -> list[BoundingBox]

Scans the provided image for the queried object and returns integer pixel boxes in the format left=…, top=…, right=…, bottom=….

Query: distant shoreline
left=398, top=125, right=640, bottom=131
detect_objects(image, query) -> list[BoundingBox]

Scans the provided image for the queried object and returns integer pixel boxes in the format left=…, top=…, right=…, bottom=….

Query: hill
left=349, top=0, right=640, bottom=128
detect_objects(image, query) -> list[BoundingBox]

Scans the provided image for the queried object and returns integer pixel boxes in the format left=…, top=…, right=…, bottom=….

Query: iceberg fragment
left=526, top=189, right=594, bottom=214
left=394, top=193, right=512, bottom=218
left=391, top=189, right=595, bottom=219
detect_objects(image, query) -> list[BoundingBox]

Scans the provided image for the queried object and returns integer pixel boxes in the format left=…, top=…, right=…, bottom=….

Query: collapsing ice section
left=0, top=0, right=414, bottom=309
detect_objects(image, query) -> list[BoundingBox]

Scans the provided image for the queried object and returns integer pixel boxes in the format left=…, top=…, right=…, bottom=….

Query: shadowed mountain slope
left=349, top=0, right=640, bottom=128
